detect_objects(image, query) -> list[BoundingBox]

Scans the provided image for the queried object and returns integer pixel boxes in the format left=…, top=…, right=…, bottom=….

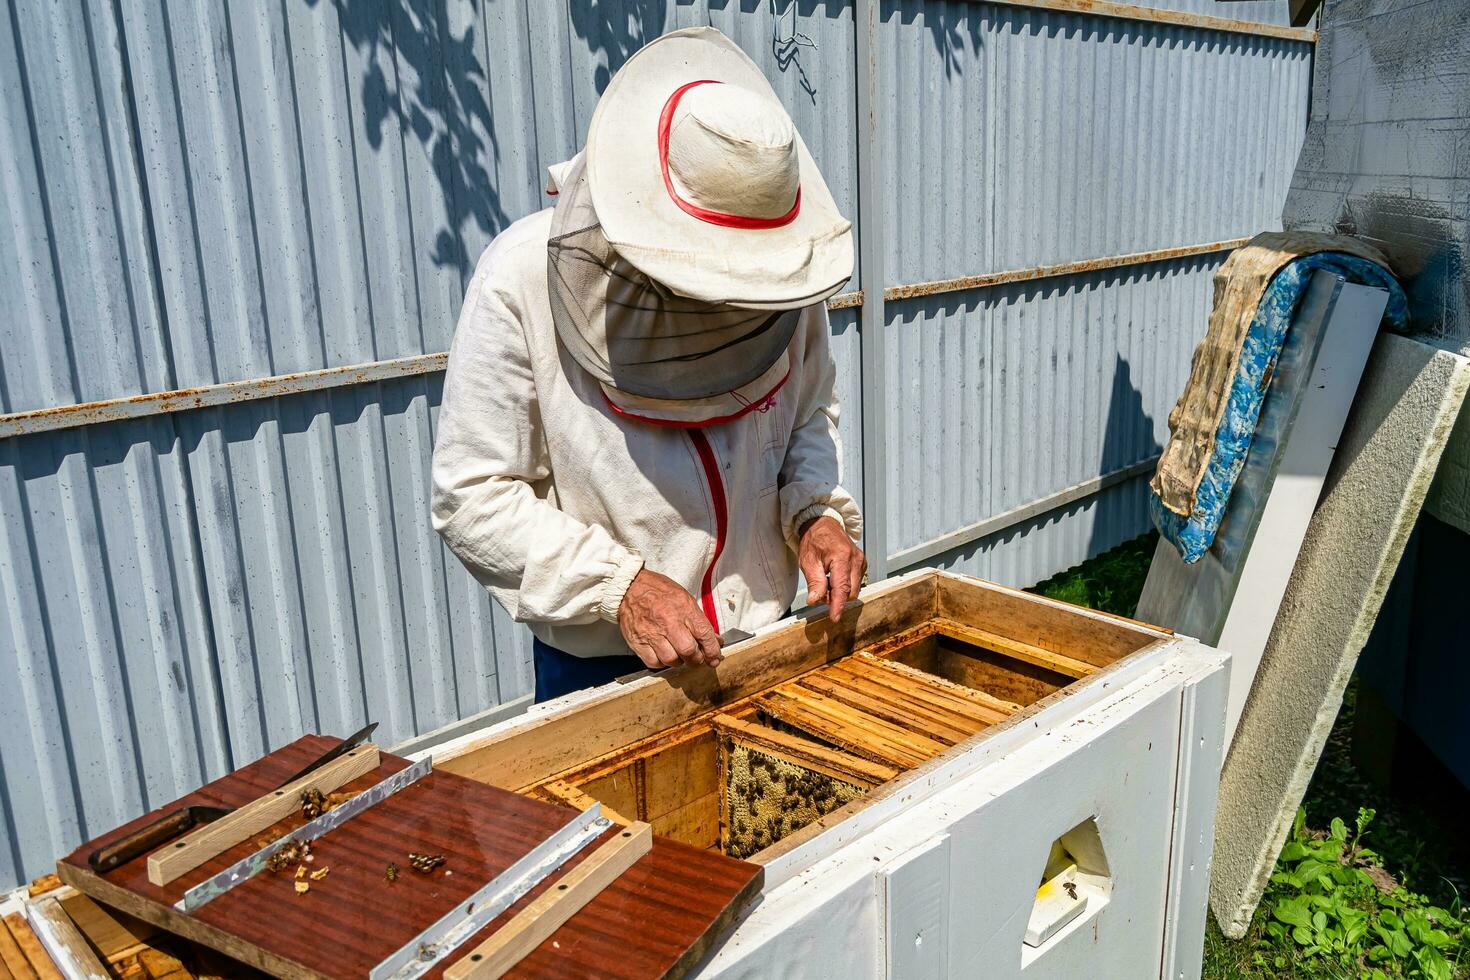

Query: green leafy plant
left=1255, top=807, right=1467, bottom=978
left=1029, top=531, right=1156, bottom=617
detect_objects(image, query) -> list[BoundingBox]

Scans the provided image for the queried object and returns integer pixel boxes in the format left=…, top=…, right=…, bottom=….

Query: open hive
left=440, top=571, right=1167, bottom=865
left=30, top=570, right=1178, bottom=979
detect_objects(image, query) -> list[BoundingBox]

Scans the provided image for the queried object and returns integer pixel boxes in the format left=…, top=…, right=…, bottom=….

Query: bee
left=1063, top=882, right=1079, bottom=900
left=266, top=840, right=311, bottom=874
left=409, top=852, right=446, bottom=874
left=300, top=787, right=327, bottom=820
left=384, top=863, right=399, bottom=883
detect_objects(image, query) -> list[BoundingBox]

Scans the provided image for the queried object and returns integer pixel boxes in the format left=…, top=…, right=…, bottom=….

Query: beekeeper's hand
left=618, top=568, right=723, bottom=669
left=799, top=516, right=868, bottom=622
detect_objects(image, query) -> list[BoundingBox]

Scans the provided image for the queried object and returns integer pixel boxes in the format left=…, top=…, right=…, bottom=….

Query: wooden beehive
left=32, top=570, right=1174, bottom=979
left=435, top=569, right=1171, bottom=866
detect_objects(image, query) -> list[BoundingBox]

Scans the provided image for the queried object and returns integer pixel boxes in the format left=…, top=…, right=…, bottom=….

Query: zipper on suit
left=686, top=428, right=727, bottom=633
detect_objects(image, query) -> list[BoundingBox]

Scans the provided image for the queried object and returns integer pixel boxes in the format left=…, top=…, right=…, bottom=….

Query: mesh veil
left=546, top=160, right=799, bottom=401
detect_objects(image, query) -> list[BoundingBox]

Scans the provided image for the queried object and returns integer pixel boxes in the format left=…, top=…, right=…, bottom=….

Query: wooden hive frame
left=433, top=570, right=1172, bottom=865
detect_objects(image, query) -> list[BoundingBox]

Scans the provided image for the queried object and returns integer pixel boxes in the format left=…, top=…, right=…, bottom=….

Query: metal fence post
left=855, top=0, right=888, bottom=579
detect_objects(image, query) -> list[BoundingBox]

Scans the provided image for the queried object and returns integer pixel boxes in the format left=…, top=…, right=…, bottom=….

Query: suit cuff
left=789, top=504, right=851, bottom=549
left=597, top=552, right=646, bottom=623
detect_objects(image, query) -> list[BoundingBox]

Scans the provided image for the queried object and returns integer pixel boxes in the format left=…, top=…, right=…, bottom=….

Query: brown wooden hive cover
left=57, top=736, right=763, bottom=980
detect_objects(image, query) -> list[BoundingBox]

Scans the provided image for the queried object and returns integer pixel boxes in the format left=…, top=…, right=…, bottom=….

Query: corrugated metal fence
left=0, top=0, right=1311, bottom=887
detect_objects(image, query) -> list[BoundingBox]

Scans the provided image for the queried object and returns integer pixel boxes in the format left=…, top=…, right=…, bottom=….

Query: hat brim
left=586, top=27, right=853, bottom=308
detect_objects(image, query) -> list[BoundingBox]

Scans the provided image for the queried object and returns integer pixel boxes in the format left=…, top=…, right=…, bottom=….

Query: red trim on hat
left=658, top=79, right=801, bottom=230
left=601, top=368, right=791, bottom=429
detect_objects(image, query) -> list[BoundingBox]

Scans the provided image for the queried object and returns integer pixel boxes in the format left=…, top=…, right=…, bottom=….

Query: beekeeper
left=432, top=27, right=865, bottom=702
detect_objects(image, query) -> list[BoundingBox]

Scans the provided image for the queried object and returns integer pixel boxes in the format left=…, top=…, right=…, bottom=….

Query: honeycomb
left=721, top=739, right=866, bottom=859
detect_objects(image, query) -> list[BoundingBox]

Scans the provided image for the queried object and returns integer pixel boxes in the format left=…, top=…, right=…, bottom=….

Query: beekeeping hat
left=545, top=26, right=853, bottom=414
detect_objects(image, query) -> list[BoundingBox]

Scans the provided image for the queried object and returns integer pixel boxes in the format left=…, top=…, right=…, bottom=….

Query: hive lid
left=58, top=735, right=762, bottom=979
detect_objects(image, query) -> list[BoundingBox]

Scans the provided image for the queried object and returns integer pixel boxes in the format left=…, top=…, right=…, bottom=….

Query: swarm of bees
left=723, top=744, right=867, bottom=859
left=408, top=852, right=446, bottom=874
left=265, top=840, right=312, bottom=874
left=298, top=787, right=362, bottom=821
left=300, top=787, right=327, bottom=820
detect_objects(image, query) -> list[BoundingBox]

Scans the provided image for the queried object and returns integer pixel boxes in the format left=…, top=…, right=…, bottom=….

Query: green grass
left=1029, top=530, right=1157, bottom=617
left=1029, top=534, right=1470, bottom=978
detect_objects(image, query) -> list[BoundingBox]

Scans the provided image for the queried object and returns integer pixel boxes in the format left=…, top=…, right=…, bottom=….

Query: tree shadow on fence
left=311, top=0, right=511, bottom=279
left=307, top=0, right=838, bottom=280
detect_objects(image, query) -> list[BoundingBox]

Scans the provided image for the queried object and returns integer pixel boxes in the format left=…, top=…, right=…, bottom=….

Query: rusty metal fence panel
left=0, top=0, right=1309, bottom=888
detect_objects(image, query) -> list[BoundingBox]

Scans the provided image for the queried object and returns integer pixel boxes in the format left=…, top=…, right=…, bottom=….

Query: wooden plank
left=710, top=715, right=899, bottom=787
left=434, top=572, right=939, bottom=789
left=3, top=915, right=61, bottom=980
left=537, top=780, right=631, bottom=825
left=799, top=671, right=986, bottom=742
left=754, top=692, right=937, bottom=769
left=925, top=644, right=1069, bottom=707
left=933, top=572, right=1161, bottom=667
left=643, top=732, right=719, bottom=819
left=0, top=916, right=37, bottom=980
left=855, top=621, right=939, bottom=662
left=821, top=659, right=1011, bottom=729
left=793, top=673, right=979, bottom=744
left=444, top=823, right=655, bottom=980
left=55, top=891, right=158, bottom=962
left=932, top=618, right=1097, bottom=679
left=114, top=946, right=194, bottom=980
left=26, top=899, right=108, bottom=980
left=845, top=654, right=1021, bottom=720
left=58, top=736, right=762, bottom=980
left=777, top=691, right=950, bottom=760
left=754, top=692, right=921, bottom=768
left=649, top=795, right=720, bottom=850
left=146, top=743, right=380, bottom=886
left=568, top=765, right=642, bottom=825
left=24, top=877, right=60, bottom=899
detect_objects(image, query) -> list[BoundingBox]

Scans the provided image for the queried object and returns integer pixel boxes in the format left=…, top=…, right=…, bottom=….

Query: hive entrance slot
left=1023, top=817, right=1111, bottom=956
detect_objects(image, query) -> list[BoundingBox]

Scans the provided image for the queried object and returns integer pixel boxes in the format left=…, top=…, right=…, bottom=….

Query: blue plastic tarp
left=1151, top=253, right=1407, bottom=563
